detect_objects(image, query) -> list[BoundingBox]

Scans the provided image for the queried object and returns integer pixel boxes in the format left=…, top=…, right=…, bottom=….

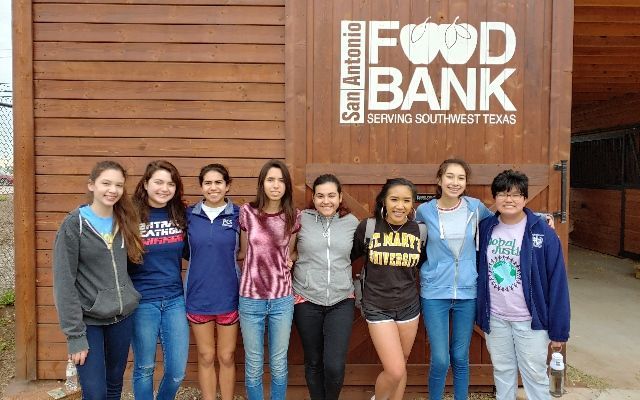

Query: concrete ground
left=521, top=245, right=640, bottom=400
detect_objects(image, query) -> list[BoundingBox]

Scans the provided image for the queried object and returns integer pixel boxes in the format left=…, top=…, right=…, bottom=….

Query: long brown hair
left=250, top=159, right=297, bottom=233
left=133, top=160, right=186, bottom=230
left=88, top=161, right=144, bottom=263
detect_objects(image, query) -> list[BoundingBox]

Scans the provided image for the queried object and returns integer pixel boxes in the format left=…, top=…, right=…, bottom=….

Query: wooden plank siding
left=33, top=0, right=286, bottom=381
left=623, top=189, right=640, bottom=255
left=15, top=0, right=574, bottom=389
left=570, top=188, right=622, bottom=256
left=289, top=0, right=570, bottom=387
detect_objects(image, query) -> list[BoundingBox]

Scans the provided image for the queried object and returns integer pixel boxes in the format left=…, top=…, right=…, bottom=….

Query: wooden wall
left=624, top=189, right=640, bottom=255
left=13, top=0, right=574, bottom=387
left=572, top=93, right=640, bottom=134
left=570, top=188, right=622, bottom=256
left=30, top=0, right=286, bottom=381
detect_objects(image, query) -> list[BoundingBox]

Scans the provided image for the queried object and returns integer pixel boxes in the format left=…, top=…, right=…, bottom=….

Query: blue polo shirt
left=184, top=200, right=240, bottom=315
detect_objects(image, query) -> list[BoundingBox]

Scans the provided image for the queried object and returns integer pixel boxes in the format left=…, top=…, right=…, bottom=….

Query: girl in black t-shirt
left=351, top=178, right=425, bottom=400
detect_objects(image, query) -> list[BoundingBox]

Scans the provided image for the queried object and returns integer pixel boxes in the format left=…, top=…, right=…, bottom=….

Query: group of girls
left=53, top=157, right=568, bottom=400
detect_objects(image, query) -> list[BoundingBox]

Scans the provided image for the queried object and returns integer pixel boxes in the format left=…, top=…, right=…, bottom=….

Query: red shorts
left=187, top=310, right=239, bottom=326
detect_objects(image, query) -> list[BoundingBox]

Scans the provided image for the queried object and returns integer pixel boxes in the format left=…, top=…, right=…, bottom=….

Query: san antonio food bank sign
left=340, top=18, right=518, bottom=125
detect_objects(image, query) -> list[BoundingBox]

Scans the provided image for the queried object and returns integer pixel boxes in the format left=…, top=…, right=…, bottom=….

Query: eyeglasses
left=496, top=192, right=524, bottom=200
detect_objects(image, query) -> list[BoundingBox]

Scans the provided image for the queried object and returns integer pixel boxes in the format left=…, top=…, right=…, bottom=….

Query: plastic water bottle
left=549, top=352, right=564, bottom=397
left=65, top=358, right=78, bottom=392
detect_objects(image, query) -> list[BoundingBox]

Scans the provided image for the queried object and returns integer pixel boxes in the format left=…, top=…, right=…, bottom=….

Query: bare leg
left=191, top=322, right=218, bottom=400
left=368, top=318, right=419, bottom=400
left=217, top=322, right=239, bottom=400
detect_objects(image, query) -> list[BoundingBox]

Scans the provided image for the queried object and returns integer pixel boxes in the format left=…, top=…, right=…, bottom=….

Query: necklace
left=320, top=215, right=335, bottom=238
left=386, top=218, right=408, bottom=234
left=437, top=198, right=462, bottom=212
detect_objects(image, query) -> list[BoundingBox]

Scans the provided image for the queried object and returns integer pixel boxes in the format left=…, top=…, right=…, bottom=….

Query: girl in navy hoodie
left=130, top=160, right=189, bottom=399
left=476, top=170, right=570, bottom=400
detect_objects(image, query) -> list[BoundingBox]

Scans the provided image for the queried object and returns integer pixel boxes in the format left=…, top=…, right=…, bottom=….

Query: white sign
left=339, top=17, right=518, bottom=125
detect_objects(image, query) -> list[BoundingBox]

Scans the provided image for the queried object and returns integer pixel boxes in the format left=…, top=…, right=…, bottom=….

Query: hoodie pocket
left=84, top=287, right=121, bottom=318
left=84, top=285, right=141, bottom=319
left=333, top=270, right=353, bottom=292
left=120, top=284, right=141, bottom=316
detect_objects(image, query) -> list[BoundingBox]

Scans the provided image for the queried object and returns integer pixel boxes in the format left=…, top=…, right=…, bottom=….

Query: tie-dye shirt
left=239, top=204, right=301, bottom=299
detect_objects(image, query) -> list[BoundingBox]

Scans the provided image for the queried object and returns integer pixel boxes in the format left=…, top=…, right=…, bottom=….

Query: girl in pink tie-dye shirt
left=237, top=159, right=301, bottom=400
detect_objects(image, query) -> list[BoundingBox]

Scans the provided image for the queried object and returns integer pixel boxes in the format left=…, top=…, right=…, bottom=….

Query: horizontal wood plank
left=35, top=118, right=283, bottom=139
left=34, top=4, right=285, bottom=25
left=36, top=156, right=272, bottom=176
left=574, top=22, right=640, bottom=37
left=575, top=0, right=640, bottom=5
left=34, top=23, right=285, bottom=44
left=34, top=0, right=285, bottom=3
left=574, top=6, right=640, bottom=22
left=35, top=81, right=284, bottom=102
left=34, top=42, right=284, bottom=63
left=35, top=137, right=283, bottom=158
left=34, top=61, right=285, bottom=82
left=306, top=164, right=549, bottom=186
left=34, top=99, right=284, bottom=120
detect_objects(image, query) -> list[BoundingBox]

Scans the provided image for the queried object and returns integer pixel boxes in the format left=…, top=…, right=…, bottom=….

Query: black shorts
left=363, top=299, right=420, bottom=324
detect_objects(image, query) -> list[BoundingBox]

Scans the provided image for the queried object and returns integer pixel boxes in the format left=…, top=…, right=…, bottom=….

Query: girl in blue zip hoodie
left=476, top=170, right=570, bottom=400
left=415, top=159, right=493, bottom=400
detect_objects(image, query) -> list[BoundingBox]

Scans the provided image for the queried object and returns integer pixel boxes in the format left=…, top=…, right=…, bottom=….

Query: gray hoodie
left=53, top=207, right=141, bottom=354
left=293, top=210, right=359, bottom=306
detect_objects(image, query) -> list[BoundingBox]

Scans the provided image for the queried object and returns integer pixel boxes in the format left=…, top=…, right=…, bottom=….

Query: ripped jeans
left=132, top=295, right=190, bottom=400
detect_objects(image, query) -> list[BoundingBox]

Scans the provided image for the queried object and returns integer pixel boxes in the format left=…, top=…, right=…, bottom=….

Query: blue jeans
left=293, top=298, right=354, bottom=400
left=485, top=316, right=550, bottom=400
left=239, top=295, right=294, bottom=400
left=76, top=316, right=133, bottom=400
left=132, top=295, right=190, bottom=400
left=421, top=298, right=476, bottom=400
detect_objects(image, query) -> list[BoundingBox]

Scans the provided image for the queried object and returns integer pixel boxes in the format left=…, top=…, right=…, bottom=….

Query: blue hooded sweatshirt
left=184, top=200, right=240, bottom=315
left=416, top=196, right=493, bottom=300
left=476, top=208, right=571, bottom=342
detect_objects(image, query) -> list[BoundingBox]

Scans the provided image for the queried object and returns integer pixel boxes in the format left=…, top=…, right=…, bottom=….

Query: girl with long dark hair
left=238, top=159, right=301, bottom=400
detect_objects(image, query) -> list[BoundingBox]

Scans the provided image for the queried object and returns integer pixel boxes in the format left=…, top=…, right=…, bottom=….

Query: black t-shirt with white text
left=351, top=218, right=425, bottom=311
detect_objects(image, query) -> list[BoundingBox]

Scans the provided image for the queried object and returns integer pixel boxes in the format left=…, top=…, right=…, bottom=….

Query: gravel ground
left=0, top=305, right=16, bottom=398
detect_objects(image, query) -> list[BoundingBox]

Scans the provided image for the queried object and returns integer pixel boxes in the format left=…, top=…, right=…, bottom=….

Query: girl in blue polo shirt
left=185, top=163, right=240, bottom=400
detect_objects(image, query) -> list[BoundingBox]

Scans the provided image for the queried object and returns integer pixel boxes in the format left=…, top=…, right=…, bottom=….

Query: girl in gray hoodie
left=53, top=161, right=143, bottom=400
left=292, top=174, right=359, bottom=400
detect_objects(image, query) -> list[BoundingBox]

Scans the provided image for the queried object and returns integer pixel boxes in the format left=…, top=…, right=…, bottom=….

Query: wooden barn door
left=285, top=0, right=572, bottom=389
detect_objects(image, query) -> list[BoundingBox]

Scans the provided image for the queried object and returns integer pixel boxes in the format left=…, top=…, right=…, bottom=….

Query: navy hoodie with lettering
left=476, top=207, right=571, bottom=342
left=129, top=207, right=186, bottom=302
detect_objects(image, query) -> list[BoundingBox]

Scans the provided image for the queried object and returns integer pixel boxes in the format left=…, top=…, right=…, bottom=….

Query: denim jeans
left=239, top=295, right=294, bottom=400
left=421, top=298, right=476, bottom=400
left=132, top=295, right=190, bottom=400
left=293, top=298, right=354, bottom=400
left=485, top=316, right=551, bottom=400
left=76, top=315, right=133, bottom=400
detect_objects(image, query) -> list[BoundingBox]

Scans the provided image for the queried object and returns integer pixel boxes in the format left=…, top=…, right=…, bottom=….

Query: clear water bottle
left=65, top=358, right=79, bottom=392
left=549, top=351, right=564, bottom=397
